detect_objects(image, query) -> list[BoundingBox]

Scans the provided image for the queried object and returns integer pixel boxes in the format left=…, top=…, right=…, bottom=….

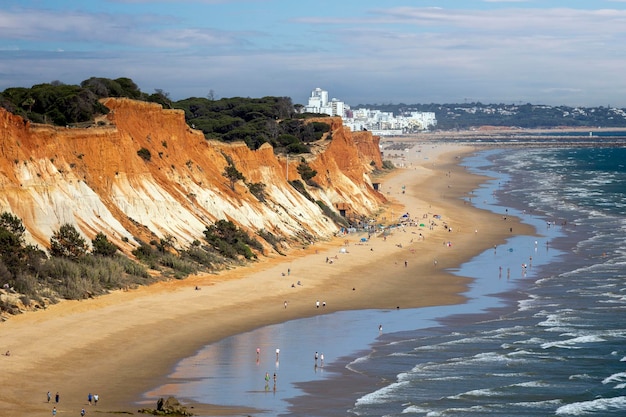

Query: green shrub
left=49, top=224, right=89, bottom=259
left=182, top=246, right=221, bottom=268
left=289, top=180, right=314, bottom=202
left=159, top=253, right=197, bottom=276
left=258, top=229, right=284, bottom=255
left=92, top=232, right=118, bottom=257
left=203, top=219, right=261, bottom=260
left=297, top=160, right=315, bottom=180
left=248, top=182, right=267, bottom=202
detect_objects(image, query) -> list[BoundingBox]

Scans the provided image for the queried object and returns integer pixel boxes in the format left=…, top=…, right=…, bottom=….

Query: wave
left=541, top=335, right=606, bottom=349
left=353, top=380, right=411, bottom=406
left=555, top=396, right=626, bottom=415
left=602, top=371, right=626, bottom=385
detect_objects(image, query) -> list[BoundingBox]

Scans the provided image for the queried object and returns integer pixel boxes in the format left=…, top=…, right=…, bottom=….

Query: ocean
left=144, top=146, right=626, bottom=417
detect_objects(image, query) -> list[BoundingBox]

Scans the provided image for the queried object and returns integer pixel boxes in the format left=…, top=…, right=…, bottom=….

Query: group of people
left=48, top=391, right=98, bottom=416
left=315, top=300, right=326, bottom=308
left=314, top=351, right=325, bottom=367
left=47, top=391, right=60, bottom=404
left=87, top=392, right=99, bottom=405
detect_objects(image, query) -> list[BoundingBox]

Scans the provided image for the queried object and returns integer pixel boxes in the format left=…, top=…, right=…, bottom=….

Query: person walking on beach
left=47, top=391, right=51, bottom=403
left=52, top=406, right=56, bottom=416
left=93, top=393, right=99, bottom=405
left=88, top=392, right=92, bottom=405
left=55, top=392, right=59, bottom=404
left=81, top=408, right=86, bottom=416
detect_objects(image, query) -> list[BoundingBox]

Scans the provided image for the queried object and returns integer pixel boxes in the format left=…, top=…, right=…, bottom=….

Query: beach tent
left=360, top=237, right=368, bottom=242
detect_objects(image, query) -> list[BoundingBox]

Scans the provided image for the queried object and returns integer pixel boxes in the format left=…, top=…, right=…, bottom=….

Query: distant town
left=303, top=87, right=626, bottom=132
left=304, top=87, right=437, bottom=136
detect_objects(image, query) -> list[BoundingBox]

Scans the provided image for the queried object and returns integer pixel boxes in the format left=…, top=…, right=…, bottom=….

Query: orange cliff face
left=0, top=99, right=387, bottom=253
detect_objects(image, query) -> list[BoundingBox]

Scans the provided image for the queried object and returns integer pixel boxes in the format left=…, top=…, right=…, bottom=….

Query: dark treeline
left=0, top=77, right=330, bottom=154
left=4, top=77, right=626, bottom=135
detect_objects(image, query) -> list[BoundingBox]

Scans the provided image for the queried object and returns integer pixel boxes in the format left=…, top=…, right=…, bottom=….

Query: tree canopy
left=0, top=77, right=333, bottom=155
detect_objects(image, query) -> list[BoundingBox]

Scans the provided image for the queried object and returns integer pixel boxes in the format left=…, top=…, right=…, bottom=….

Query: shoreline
left=0, top=142, right=534, bottom=416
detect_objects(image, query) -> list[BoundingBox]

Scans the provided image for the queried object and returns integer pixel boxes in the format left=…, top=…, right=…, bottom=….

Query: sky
left=1, top=1, right=626, bottom=107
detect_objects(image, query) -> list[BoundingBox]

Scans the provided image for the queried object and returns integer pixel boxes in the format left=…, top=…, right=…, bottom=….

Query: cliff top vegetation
left=0, top=77, right=330, bottom=154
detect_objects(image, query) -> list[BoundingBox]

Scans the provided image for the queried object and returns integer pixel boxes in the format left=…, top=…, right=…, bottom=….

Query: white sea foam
left=541, top=335, right=605, bottom=349
left=388, top=352, right=415, bottom=357
left=426, top=406, right=490, bottom=415
left=354, top=380, right=410, bottom=406
left=513, top=398, right=563, bottom=408
left=512, top=380, right=550, bottom=388
left=602, top=371, right=626, bottom=385
left=484, top=325, right=529, bottom=335
left=471, top=351, right=527, bottom=364
left=435, top=336, right=492, bottom=346
left=424, top=376, right=464, bottom=381
left=555, top=396, right=626, bottom=415
left=517, top=300, right=536, bottom=311
left=536, top=310, right=587, bottom=331
left=449, top=388, right=502, bottom=399
left=491, top=372, right=529, bottom=378
left=569, top=374, right=594, bottom=380
left=508, top=349, right=543, bottom=358
left=401, top=405, right=431, bottom=414
left=346, top=354, right=371, bottom=371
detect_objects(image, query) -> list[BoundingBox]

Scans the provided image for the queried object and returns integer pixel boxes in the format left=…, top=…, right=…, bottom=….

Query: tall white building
left=303, top=87, right=437, bottom=133
left=305, top=88, right=345, bottom=117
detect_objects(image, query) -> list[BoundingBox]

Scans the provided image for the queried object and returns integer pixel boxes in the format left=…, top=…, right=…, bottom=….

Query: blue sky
left=2, top=0, right=626, bottom=107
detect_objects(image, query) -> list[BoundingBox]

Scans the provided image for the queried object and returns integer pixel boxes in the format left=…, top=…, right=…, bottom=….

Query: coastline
left=0, top=142, right=534, bottom=416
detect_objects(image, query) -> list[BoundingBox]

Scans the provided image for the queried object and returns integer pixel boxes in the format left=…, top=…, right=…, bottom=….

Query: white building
left=304, top=87, right=437, bottom=133
left=305, top=88, right=345, bottom=117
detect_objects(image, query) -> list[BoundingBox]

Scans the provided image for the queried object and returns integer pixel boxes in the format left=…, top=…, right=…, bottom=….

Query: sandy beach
left=0, top=141, right=535, bottom=416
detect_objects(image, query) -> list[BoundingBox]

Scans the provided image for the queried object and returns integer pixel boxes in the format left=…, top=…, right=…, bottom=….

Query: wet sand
left=0, top=141, right=534, bottom=416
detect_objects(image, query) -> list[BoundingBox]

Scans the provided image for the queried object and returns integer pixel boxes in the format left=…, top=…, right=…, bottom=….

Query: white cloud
left=0, top=8, right=249, bottom=49
left=2, top=5, right=626, bottom=106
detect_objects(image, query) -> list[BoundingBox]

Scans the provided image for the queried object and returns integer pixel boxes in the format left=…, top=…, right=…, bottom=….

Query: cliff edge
left=0, top=98, right=386, bottom=254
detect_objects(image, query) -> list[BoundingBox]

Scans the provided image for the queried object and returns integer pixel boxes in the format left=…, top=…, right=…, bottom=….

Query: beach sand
left=0, top=141, right=534, bottom=416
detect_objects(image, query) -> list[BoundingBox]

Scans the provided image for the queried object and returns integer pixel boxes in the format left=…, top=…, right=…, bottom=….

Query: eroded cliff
left=0, top=98, right=385, bottom=254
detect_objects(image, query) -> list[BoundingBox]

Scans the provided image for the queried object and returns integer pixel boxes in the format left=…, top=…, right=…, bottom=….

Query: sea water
left=145, top=146, right=626, bottom=417
left=339, top=147, right=626, bottom=417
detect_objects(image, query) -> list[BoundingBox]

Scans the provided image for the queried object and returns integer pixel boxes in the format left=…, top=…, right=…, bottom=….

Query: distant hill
left=355, top=102, right=626, bottom=130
